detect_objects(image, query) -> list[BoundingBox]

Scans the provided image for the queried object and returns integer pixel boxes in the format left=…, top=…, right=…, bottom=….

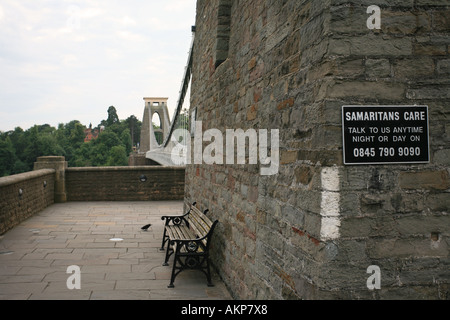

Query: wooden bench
left=160, top=202, right=218, bottom=288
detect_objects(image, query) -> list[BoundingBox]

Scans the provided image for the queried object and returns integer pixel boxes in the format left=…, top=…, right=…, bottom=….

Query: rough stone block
left=399, top=170, right=450, bottom=190
left=366, top=59, right=391, bottom=78
left=328, top=80, right=406, bottom=101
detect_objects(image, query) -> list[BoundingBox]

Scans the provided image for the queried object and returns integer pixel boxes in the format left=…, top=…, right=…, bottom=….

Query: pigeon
left=141, top=224, right=152, bottom=231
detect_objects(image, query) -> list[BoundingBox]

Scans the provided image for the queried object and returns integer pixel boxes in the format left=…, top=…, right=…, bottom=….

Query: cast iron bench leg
left=168, top=245, right=180, bottom=288
left=160, top=228, right=168, bottom=251
left=163, top=241, right=172, bottom=266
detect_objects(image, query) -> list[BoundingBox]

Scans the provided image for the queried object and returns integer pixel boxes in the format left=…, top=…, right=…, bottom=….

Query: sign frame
left=342, top=105, right=430, bottom=165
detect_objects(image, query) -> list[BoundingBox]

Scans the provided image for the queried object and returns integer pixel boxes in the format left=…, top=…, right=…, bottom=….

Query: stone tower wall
left=186, top=0, right=449, bottom=299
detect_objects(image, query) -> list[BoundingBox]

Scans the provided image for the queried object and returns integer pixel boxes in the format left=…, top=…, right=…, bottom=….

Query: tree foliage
left=0, top=107, right=142, bottom=177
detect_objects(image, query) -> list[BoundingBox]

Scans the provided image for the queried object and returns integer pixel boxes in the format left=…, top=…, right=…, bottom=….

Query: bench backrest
left=187, top=203, right=217, bottom=248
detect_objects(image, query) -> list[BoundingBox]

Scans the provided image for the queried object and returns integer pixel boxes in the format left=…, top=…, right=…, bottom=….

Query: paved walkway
left=0, top=201, right=232, bottom=300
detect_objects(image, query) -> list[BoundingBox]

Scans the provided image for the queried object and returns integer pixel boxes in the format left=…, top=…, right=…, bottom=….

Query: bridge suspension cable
left=145, top=28, right=195, bottom=166
left=162, top=30, right=195, bottom=148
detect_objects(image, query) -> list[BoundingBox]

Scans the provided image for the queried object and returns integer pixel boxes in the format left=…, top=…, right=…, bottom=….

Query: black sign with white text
left=342, top=105, right=430, bottom=165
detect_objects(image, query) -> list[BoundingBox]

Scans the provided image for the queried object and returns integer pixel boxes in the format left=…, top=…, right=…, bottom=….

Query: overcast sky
left=0, top=0, right=197, bottom=132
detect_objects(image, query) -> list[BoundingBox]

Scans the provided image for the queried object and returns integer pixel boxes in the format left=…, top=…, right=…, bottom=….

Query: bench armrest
left=161, top=212, right=189, bottom=226
left=161, top=202, right=197, bottom=225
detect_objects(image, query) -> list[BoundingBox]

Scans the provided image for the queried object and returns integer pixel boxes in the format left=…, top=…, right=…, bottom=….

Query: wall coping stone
left=0, top=169, right=55, bottom=188
left=36, top=156, right=66, bottom=162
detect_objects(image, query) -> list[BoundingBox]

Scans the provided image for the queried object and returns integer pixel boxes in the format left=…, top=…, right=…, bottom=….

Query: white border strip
left=320, top=167, right=341, bottom=241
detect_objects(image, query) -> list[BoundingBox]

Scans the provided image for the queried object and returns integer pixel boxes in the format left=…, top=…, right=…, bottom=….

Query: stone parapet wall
left=66, top=166, right=185, bottom=201
left=0, top=169, right=55, bottom=235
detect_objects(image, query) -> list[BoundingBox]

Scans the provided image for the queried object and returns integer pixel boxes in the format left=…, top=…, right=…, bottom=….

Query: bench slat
left=189, top=215, right=207, bottom=238
left=190, top=206, right=213, bottom=228
left=188, top=207, right=213, bottom=236
left=166, top=225, right=196, bottom=241
left=165, top=226, right=179, bottom=240
left=179, top=225, right=196, bottom=240
left=190, top=213, right=212, bottom=232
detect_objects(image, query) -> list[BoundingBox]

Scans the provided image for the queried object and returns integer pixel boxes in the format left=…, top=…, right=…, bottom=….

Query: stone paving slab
left=0, top=201, right=232, bottom=300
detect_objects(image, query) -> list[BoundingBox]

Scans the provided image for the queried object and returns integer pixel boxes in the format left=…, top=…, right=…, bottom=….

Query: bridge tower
left=139, top=97, right=170, bottom=153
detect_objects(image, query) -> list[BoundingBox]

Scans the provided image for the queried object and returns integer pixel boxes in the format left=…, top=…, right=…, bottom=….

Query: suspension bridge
left=140, top=31, right=194, bottom=167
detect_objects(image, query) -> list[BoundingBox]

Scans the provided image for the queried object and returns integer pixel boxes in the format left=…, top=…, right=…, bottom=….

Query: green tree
left=106, top=145, right=128, bottom=166
left=54, top=120, right=85, bottom=166
left=37, top=133, right=65, bottom=157
left=23, top=125, right=40, bottom=170
left=89, top=130, right=122, bottom=166
left=1, top=106, right=142, bottom=174
left=120, top=129, right=132, bottom=155
left=72, top=142, right=93, bottom=167
left=0, top=136, right=17, bottom=176
left=106, top=106, right=119, bottom=126
left=9, top=127, right=26, bottom=156
left=69, top=122, right=85, bottom=149
left=5, top=127, right=28, bottom=174
left=125, top=115, right=141, bottom=148
left=12, top=159, right=29, bottom=174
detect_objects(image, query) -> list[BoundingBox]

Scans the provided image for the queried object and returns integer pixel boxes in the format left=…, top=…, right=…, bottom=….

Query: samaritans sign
left=342, top=105, right=430, bottom=165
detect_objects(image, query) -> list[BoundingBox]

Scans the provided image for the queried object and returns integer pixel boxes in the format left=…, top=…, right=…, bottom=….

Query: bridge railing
left=162, top=30, right=195, bottom=149
left=145, top=29, right=195, bottom=166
